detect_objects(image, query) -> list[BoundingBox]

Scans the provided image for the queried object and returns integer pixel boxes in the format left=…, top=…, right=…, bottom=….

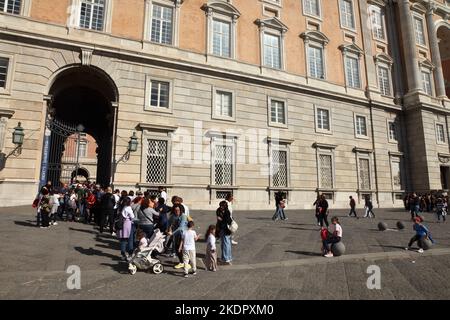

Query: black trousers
left=319, top=213, right=329, bottom=227
left=100, top=209, right=114, bottom=234
left=349, top=207, right=357, bottom=217
left=408, top=235, right=423, bottom=247
left=41, top=212, right=50, bottom=227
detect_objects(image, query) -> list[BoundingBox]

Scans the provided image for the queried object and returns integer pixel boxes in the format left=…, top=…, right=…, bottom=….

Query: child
left=179, top=221, right=199, bottom=278
left=205, top=225, right=218, bottom=272
left=323, top=217, right=343, bottom=258
left=39, top=196, right=51, bottom=229
left=136, top=229, right=148, bottom=251
left=436, top=198, right=447, bottom=223
left=49, top=192, right=60, bottom=226
left=320, top=227, right=329, bottom=256
left=405, top=217, right=435, bottom=253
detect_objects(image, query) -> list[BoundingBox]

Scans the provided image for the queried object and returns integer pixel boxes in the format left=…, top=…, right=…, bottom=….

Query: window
left=391, top=159, right=402, bottom=190
left=308, top=45, right=324, bottom=79
left=355, top=115, right=367, bottom=137
left=78, top=140, right=87, bottom=158
left=269, top=99, right=286, bottom=125
left=151, top=4, right=173, bottom=45
left=436, top=124, right=446, bottom=143
left=388, top=121, right=397, bottom=142
left=303, top=0, right=320, bottom=17
left=378, top=65, right=391, bottom=96
left=150, top=80, right=170, bottom=108
left=319, top=154, right=333, bottom=189
left=421, top=70, right=433, bottom=95
left=146, top=139, right=168, bottom=184
left=214, top=144, right=233, bottom=186
left=0, top=0, right=21, bottom=14
left=79, top=0, right=105, bottom=31
left=215, top=91, right=233, bottom=118
left=271, top=149, right=288, bottom=187
left=316, top=107, right=330, bottom=131
left=359, top=158, right=371, bottom=190
left=339, top=0, right=355, bottom=30
left=345, top=56, right=361, bottom=88
left=0, top=57, right=8, bottom=89
left=264, top=33, right=281, bottom=69
left=370, top=6, right=385, bottom=40
left=212, top=20, right=231, bottom=57
left=413, top=16, right=426, bottom=46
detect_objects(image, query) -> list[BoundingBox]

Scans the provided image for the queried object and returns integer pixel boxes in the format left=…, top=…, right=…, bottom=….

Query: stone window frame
left=0, top=0, right=32, bottom=16
left=267, top=96, right=288, bottom=129
left=268, top=137, right=292, bottom=189
left=137, top=123, right=177, bottom=188
left=314, top=105, right=332, bottom=135
left=389, top=152, right=404, bottom=192
left=256, top=17, right=288, bottom=71
left=367, top=1, right=388, bottom=43
left=144, top=75, right=174, bottom=114
left=302, top=0, right=322, bottom=20
left=260, top=0, right=282, bottom=9
left=301, top=30, right=329, bottom=80
left=419, top=58, right=435, bottom=96
left=68, top=0, right=113, bottom=33
left=435, top=121, right=447, bottom=145
left=374, top=53, right=394, bottom=97
left=0, top=52, right=15, bottom=96
left=262, top=4, right=281, bottom=19
left=211, top=86, right=236, bottom=122
left=313, top=142, right=337, bottom=193
left=144, top=0, right=182, bottom=47
left=202, top=1, right=240, bottom=59
left=411, top=3, right=428, bottom=49
left=354, top=113, right=369, bottom=140
left=387, top=119, right=398, bottom=144
left=340, top=43, right=364, bottom=90
left=338, top=0, right=357, bottom=33
left=353, top=148, right=374, bottom=193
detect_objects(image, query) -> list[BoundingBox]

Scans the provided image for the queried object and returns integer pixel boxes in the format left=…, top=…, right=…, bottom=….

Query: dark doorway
left=44, top=66, right=117, bottom=188
left=440, top=166, right=449, bottom=190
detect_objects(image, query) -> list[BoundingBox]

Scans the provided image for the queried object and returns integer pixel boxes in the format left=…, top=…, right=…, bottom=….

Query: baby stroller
left=128, top=228, right=165, bottom=275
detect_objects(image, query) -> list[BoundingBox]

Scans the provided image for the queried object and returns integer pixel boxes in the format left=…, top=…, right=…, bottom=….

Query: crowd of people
left=403, top=192, right=448, bottom=222
left=34, top=181, right=237, bottom=277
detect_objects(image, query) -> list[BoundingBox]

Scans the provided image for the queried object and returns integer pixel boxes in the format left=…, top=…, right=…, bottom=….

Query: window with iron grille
left=421, top=70, right=432, bottom=95
left=316, top=108, right=330, bottom=131
left=388, top=121, right=397, bottom=142
left=270, top=99, right=286, bottom=125
left=308, top=45, right=324, bottom=79
left=0, top=57, right=8, bottom=89
left=359, top=158, right=371, bottom=190
left=215, top=91, right=233, bottom=118
left=150, top=80, right=170, bottom=108
left=303, top=0, right=320, bottom=17
left=345, top=56, right=361, bottom=88
left=216, top=190, right=232, bottom=200
left=437, top=124, right=446, bottom=143
left=0, top=0, right=21, bottom=14
left=355, top=115, right=367, bottom=137
left=271, top=149, right=288, bottom=187
left=319, top=154, right=333, bottom=188
left=264, top=33, right=281, bottom=69
left=339, top=0, right=355, bottom=29
left=378, top=65, right=391, bottom=96
left=80, top=0, right=105, bottom=31
left=151, top=4, right=173, bottom=45
left=391, top=159, right=401, bottom=190
left=212, top=19, right=231, bottom=57
left=370, top=6, right=385, bottom=40
left=214, top=144, right=233, bottom=186
left=146, top=139, right=168, bottom=184
left=414, top=16, right=426, bottom=46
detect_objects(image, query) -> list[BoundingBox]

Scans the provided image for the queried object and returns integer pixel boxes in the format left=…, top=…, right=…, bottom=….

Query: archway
left=437, top=25, right=450, bottom=98
left=71, top=167, right=90, bottom=183
left=44, top=65, right=118, bottom=188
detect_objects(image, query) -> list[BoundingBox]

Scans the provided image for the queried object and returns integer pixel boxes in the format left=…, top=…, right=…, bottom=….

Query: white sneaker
left=405, top=247, right=410, bottom=251
left=418, top=248, right=424, bottom=253
left=112, top=232, right=116, bottom=236
left=53, top=222, right=58, bottom=226
left=232, top=240, right=238, bottom=245
left=324, top=253, right=334, bottom=258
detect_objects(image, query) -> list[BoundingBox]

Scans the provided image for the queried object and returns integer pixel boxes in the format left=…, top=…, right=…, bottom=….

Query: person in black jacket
left=216, top=201, right=233, bottom=265
left=272, top=191, right=287, bottom=221
left=318, top=194, right=329, bottom=227
left=99, top=187, right=116, bottom=234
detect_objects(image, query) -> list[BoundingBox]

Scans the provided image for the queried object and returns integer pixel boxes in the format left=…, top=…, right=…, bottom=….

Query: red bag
left=32, top=198, right=39, bottom=208
left=320, top=228, right=329, bottom=241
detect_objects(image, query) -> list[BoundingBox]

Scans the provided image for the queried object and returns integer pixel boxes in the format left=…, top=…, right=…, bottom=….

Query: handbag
left=228, top=219, right=238, bottom=233
left=114, top=214, right=124, bottom=231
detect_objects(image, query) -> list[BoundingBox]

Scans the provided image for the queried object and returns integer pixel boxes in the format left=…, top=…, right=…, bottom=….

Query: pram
left=128, top=228, right=165, bottom=275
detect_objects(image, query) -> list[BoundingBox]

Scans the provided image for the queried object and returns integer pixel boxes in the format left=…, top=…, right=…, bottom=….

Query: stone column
left=426, top=3, right=447, bottom=98
left=398, top=0, right=422, bottom=94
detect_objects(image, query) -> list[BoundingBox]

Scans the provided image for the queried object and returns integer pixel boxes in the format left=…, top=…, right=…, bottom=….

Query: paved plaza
left=1, top=205, right=450, bottom=300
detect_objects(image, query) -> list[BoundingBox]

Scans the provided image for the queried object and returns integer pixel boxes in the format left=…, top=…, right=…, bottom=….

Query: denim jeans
left=272, top=206, right=286, bottom=220
left=120, top=239, right=128, bottom=257
left=36, top=210, right=42, bottom=227
left=220, top=231, right=232, bottom=262
left=140, top=224, right=154, bottom=239
left=127, top=223, right=136, bottom=254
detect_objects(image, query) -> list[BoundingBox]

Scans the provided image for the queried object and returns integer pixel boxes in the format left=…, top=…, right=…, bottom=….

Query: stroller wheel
left=128, top=263, right=137, bottom=275
left=152, top=263, right=164, bottom=274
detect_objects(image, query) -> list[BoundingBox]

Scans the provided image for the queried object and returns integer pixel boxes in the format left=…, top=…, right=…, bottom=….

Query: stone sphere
left=331, top=242, right=346, bottom=256
left=419, top=238, right=433, bottom=250
left=378, top=222, right=388, bottom=231
left=396, top=221, right=405, bottom=230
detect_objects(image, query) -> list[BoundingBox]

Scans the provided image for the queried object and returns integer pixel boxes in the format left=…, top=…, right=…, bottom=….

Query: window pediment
left=367, top=0, right=387, bottom=7
left=256, top=17, right=288, bottom=33
left=300, top=30, right=329, bottom=45
left=419, top=58, right=435, bottom=70
left=411, top=2, right=427, bottom=15
left=374, top=53, right=393, bottom=65
left=202, top=1, right=241, bottom=18
left=339, top=43, right=363, bottom=56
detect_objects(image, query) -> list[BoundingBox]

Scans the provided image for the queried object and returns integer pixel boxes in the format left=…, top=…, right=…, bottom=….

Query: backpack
left=114, top=213, right=124, bottom=231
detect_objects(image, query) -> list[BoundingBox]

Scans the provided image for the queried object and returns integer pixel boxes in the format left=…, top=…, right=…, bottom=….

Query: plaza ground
left=1, top=206, right=450, bottom=299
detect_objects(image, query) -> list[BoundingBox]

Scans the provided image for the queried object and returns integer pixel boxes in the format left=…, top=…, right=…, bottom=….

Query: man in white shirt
left=225, top=194, right=238, bottom=245
left=159, top=186, right=168, bottom=202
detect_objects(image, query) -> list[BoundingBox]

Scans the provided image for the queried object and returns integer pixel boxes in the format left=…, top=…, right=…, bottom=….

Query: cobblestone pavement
left=1, top=206, right=450, bottom=299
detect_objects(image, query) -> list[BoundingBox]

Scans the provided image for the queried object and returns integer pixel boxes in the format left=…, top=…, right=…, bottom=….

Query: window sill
left=208, top=185, right=240, bottom=190
left=137, top=183, right=174, bottom=189
left=355, top=134, right=370, bottom=140
left=144, top=106, right=173, bottom=114
left=212, top=115, right=236, bottom=123
left=269, top=122, right=288, bottom=129
left=303, top=13, right=323, bottom=22
left=315, top=129, right=333, bottom=135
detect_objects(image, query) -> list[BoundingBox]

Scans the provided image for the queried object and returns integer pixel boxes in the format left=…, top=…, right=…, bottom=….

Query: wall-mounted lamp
left=118, top=131, right=138, bottom=163
left=9, top=122, right=24, bottom=157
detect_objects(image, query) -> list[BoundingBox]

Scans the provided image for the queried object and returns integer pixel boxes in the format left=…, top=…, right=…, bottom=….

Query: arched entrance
left=437, top=25, right=450, bottom=98
left=42, top=65, right=118, bottom=188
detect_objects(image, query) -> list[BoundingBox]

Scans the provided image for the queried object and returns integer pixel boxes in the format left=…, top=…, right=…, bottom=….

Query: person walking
left=363, top=195, right=375, bottom=218
left=49, top=191, right=60, bottom=226
left=169, top=205, right=189, bottom=269
left=179, top=221, right=199, bottom=278
left=436, top=198, right=447, bottom=223
left=348, top=196, right=358, bottom=218
left=39, top=195, right=52, bottom=229
left=313, top=195, right=321, bottom=226
left=216, top=201, right=233, bottom=265
left=159, top=186, right=168, bottom=202
left=318, top=194, right=329, bottom=227
left=205, top=224, right=217, bottom=272
left=272, top=191, right=287, bottom=221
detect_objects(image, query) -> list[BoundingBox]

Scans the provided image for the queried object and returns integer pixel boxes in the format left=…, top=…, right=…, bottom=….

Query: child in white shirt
left=179, top=221, right=199, bottom=278
left=205, top=224, right=217, bottom=272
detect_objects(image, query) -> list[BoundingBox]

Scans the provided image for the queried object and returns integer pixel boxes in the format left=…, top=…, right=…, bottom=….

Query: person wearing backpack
left=99, top=187, right=116, bottom=235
